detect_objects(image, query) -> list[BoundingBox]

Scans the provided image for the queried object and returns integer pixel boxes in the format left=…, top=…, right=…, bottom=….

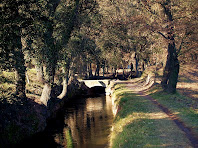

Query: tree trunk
left=122, top=66, right=125, bottom=79
left=40, top=61, right=56, bottom=106
left=160, top=2, right=180, bottom=94
left=89, top=63, right=93, bottom=78
left=103, top=66, right=105, bottom=77
left=131, top=63, right=133, bottom=72
left=35, top=64, right=44, bottom=83
left=13, top=33, right=26, bottom=99
left=26, top=72, right=30, bottom=84
left=135, top=53, right=139, bottom=77
left=57, top=67, right=69, bottom=99
left=40, top=83, right=52, bottom=106
left=15, top=65, right=26, bottom=99
left=106, top=66, right=109, bottom=74
left=161, top=42, right=179, bottom=93
left=115, top=67, right=118, bottom=79
left=95, top=62, right=100, bottom=77
left=142, top=61, right=145, bottom=71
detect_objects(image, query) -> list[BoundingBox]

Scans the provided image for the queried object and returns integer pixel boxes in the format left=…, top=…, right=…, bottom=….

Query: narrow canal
left=18, top=94, right=114, bottom=148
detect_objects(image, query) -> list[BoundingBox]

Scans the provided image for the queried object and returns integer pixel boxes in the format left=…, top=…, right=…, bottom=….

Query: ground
left=110, top=63, right=198, bottom=148
left=177, top=64, right=198, bottom=101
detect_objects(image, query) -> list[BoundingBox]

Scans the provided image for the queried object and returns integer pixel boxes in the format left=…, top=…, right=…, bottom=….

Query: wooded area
left=1, top=0, right=198, bottom=100
left=0, top=0, right=198, bottom=145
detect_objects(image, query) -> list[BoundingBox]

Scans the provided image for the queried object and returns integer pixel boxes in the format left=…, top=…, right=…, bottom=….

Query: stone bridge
left=80, top=79, right=111, bottom=88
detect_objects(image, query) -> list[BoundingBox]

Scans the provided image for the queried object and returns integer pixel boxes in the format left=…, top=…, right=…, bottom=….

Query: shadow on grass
left=177, top=87, right=198, bottom=102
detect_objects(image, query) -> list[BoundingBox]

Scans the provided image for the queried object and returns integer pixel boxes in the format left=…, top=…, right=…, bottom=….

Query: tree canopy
left=0, top=0, right=197, bottom=102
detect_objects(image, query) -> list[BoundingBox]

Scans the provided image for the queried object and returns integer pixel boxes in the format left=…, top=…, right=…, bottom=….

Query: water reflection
left=55, top=95, right=113, bottom=148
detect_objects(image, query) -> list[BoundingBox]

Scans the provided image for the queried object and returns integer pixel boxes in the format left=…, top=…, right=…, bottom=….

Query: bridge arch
left=80, top=80, right=110, bottom=88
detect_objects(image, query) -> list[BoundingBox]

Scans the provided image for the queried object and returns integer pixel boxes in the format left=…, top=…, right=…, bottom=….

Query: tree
left=115, top=0, right=198, bottom=93
left=0, top=0, right=38, bottom=99
left=40, top=0, right=79, bottom=105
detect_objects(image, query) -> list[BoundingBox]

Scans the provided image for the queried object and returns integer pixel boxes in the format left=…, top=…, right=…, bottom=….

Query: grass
left=148, top=84, right=198, bottom=135
left=111, top=64, right=198, bottom=147
left=0, top=68, right=44, bottom=103
left=0, top=71, right=16, bottom=103
left=65, top=128, right=73, bottom=148
left=110, top=84, right=193, bottom=148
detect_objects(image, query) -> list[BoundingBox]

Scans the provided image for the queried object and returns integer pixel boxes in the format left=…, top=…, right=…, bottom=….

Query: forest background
left=0, top=0, right=198, bottom=146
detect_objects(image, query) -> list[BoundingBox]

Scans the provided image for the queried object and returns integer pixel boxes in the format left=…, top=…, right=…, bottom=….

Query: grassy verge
left=0, top=69, right=44, bottom=102
left=0, top=71, right=16, bottom=101
left=148, top=84, right=198, bottom=135
left=110, top=84, right=192, bottom=148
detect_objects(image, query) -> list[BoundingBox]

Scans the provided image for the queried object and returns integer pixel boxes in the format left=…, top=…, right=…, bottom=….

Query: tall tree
left=0, top=0, right=37, bottom=98
left=41, top=0, right=80, bottom=101
left=111, top=0, right=198, bottom=93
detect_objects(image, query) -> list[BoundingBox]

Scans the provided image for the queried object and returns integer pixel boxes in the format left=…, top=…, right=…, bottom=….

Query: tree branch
left=157, top=31, right=168, bottom=39
left=176, top=37, right=185, bottom=55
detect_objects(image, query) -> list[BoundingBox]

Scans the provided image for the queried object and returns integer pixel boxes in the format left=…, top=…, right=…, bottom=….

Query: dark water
left=18, top=95, right=113, bottom=148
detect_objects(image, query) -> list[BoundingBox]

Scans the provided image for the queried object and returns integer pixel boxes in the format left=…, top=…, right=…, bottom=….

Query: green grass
left=149, top=84, right=198, bottom=134
left=110, top=84, right=192, bottom=148
left=0, top=71, right=16, bottom=102
left=65, top=128, right=73, bottom=148
left=0, top=68, right=44, bottom=102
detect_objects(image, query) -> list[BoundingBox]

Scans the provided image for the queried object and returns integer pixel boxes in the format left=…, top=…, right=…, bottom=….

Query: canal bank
left=11, top=78, right=116, bottom=148
left=17, top=93, right=114, bottom=148
left=108, top=79, right=197, bottom=148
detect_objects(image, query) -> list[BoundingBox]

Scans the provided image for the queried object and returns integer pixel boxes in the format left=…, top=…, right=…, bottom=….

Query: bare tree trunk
left=57, top=67, right=69, bottom=99
left=35, top=64, right=44, bottom=83
left=40, top=59, right=56, bottom=106
left=40, top=83, right=52, bottom=106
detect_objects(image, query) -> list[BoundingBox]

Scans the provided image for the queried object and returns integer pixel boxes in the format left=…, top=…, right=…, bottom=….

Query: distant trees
left=129, top=0, right=198, bottom=93
left=1, top=0, right=197, bottom=106
left=97, top=0, right=198, bottom=93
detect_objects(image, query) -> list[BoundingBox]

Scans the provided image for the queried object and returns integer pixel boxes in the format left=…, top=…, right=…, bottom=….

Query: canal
left=18, top=94, right=114, bottom=148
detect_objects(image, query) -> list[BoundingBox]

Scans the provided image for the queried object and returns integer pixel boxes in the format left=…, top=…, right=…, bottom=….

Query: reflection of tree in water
left=55, top=96, right=113, bottom=147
